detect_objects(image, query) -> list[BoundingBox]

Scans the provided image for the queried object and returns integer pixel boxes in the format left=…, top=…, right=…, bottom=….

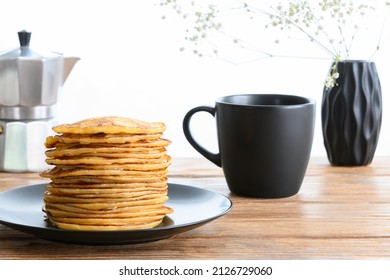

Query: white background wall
left=1, top=0, right=389, bottom=158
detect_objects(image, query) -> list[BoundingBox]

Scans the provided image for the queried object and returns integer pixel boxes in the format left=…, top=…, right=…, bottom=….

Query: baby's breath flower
left=160, top=0, right=390, bottom=62
left=325, top=69, right=339, bottom=89
left=324, top=58, right=340, bottom=89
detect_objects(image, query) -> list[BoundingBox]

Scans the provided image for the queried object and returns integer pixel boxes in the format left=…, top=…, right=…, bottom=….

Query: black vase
left=321, top=60, right=382, bottom=166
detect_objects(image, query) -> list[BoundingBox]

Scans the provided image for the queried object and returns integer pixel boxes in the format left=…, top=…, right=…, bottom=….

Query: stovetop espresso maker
left=0, top=30, right=79, bottom=172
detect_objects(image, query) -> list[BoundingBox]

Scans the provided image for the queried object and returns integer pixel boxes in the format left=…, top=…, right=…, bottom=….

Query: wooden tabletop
left=1, top=156, right=390, bottom=260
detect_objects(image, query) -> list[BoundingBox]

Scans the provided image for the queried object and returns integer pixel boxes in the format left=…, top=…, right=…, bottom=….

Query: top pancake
left=52, top=116, right=166, bottom=134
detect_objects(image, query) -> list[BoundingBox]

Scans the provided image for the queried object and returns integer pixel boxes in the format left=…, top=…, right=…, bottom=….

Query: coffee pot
left=0, top=30, right=79, bottom=172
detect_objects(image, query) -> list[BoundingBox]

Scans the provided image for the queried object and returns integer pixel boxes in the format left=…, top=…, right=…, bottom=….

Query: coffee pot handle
left=183, top=106, right=222, bottom=167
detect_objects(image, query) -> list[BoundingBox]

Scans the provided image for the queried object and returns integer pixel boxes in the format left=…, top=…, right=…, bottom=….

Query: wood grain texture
left=1, top=157, right=390, bottom=260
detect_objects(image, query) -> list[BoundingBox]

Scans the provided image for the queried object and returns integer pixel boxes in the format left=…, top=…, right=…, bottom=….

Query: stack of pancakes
left=40, top=116, right=173, bottom=231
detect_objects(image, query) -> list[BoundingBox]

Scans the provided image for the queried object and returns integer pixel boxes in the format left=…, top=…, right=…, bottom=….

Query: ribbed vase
left=321, top=60, right=382, bottom=166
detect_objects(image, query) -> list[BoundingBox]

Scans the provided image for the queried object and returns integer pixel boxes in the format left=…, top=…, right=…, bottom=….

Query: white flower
left=160, top=0, right=389, bottom=63
left=324, top=64, right=340, bottom=89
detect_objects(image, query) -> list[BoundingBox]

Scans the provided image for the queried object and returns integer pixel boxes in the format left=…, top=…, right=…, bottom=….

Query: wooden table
left=1, top=156, right=390, bottom=260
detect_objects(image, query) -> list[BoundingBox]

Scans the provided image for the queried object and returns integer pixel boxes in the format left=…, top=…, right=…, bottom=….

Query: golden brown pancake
left=45, top=138, right=171, bottom=149
left=45, top=207, right=172, bottom=218
left=44, top=203, right=169, bottom=214
left=40, top=116, right=173, bottom=231
left=52, top=116, right=166, bottom=134
left=50, top=176, right=168, bottom=184
left=45, top=154, right=170, bottom=165
left=47, top=181, right=167, bottom=189
left=51, top=196, right=170, bottom=210
left=48, top=220, right=164, bottom=231
left=45, top=146, right=167, bottom=158
left=41, top=167, right=168, bottom=178
left=45, top=133, right=163, bottom=146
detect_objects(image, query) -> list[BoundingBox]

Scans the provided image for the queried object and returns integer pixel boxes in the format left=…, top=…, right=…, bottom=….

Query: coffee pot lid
left=0, top=30, right=62, bottom=59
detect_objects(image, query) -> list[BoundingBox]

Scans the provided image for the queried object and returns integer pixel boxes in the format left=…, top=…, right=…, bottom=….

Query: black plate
left=0, top=183, right=232, bottom=245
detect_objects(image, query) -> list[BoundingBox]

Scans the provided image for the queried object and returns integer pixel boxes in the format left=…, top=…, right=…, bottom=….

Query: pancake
left=41, top=167, right=168, bottom=178
left=45, top=154, right=171, bottom=165
left=45, top=207, right=172, bottom=218
left=44, top=203, right=169, bottom=214
left=40, top=116, right=173, bottom=231
left=50, top=176, right=168, bottom=184
left=52, top=116, right=166, bottom=134
left=45, top=146, right=167, bottom=158
left=44, top=192, right=168, bottom=204
left=45, top=185, right=168, bottom=197
left=45, top=138, right=171, bottom=150
left=45, top=133, right=163, bottom=146
left=48, top=181, right=168, bottom=189
left=49, top=220, right=164, bottom=231
left=52, top=196, right=170, bottom=211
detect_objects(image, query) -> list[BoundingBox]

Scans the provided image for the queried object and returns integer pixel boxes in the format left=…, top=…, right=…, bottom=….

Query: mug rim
left=216, top=94, right=315, bottom=108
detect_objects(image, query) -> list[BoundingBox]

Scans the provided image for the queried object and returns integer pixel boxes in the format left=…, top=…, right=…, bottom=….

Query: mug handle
left=182, top=106, right=222, bottom=167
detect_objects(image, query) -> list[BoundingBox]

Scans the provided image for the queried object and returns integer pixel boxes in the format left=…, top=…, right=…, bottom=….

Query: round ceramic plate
left=0, top=183, right=232, bottom=245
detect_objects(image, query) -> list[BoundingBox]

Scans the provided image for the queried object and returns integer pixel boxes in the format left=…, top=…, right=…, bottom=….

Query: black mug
left=183, top=94, right=316, bottom=198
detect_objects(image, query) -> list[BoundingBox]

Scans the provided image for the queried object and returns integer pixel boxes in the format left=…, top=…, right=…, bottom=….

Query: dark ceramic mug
left=183, top=94, right=316, bottom=198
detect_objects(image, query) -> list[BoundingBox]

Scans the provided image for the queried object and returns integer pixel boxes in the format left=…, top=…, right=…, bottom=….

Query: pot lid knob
left=18, top=30, right=31, bottom=47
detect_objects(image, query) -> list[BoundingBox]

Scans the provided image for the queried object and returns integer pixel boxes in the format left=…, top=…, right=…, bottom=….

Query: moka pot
left=0, top=30, right=79, bottom=172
